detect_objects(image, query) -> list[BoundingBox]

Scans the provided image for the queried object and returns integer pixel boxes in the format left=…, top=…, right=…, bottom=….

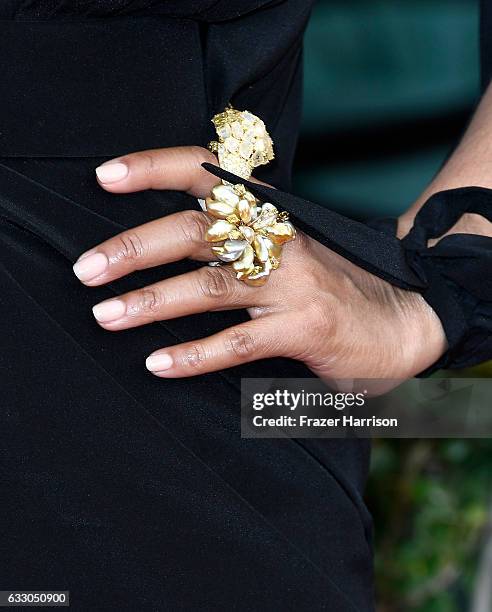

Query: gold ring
left=204, top=106, right=296, bottom=286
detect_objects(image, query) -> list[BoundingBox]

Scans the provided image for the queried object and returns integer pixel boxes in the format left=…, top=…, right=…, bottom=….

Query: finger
left=95, top=146, right=219, bottom=197
left=91, top=265, right=260, bottom=329
left=72, top=210, right=214, bottom=285
left=145, top=316, right=288, bottom=378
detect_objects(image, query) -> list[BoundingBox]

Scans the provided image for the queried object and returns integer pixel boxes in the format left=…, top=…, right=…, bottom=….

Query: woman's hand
left=73, top=146, right=446, bottom=387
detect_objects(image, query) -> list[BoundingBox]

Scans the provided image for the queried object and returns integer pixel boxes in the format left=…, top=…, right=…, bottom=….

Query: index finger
left=95, top=146, right=219, bottom=197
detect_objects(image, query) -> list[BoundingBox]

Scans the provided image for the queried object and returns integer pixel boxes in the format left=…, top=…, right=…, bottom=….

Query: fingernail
left=77, top=247, right=98, bottom=261
left=146, top=353, right=173, bottom=372
left=92, top=299, right=126, bottom=323
left=73, top=252, right=108, bottom=282
left=95, top=162, right=128, bottom=184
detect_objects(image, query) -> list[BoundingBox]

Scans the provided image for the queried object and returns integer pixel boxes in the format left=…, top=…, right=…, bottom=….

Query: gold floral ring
left=203, top=106, right=296, bottom=286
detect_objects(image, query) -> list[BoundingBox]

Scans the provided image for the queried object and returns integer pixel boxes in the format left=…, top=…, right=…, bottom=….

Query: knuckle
left=181, top=343, right=207, bottom=369
left=305, top=295, right=336, bottom=335
left=196, top=267, right=234, bottom=301
left=225, top=327, right=256, bottom=359
left=288, top=230, right=313, bottom=263
left=142, top=152, right=158, bottom=177
left=188, top=145, right=216, bottom=167
left=137, top=287, right=164, bottom=316
left=114, top=231, right=146, bottom=264
left=178, top=210, right=208, bottom=244
left=185, top=146, right=217, bottom=194
left=294, top=230, right=311, bottom=254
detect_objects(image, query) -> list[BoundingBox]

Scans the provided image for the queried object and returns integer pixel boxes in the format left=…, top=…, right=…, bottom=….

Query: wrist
left=399, top=290, right=448, bottom=376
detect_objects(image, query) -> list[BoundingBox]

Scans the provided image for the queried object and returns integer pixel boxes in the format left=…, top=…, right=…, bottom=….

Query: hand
left=73, top=146, right=447, bottom=390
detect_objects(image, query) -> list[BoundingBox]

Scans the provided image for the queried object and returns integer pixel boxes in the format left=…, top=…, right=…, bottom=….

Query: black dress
left=0, top=2, right=374, bottom=611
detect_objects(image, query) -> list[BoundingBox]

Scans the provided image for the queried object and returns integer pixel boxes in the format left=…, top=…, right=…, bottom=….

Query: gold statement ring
left=204, top=106, right=296, bottom=286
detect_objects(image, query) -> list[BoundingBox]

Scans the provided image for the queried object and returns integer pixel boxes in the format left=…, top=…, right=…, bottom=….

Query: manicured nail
left=73, top=252, right=108, bottom=282
left=146, top=353, right=173, bottom=372
left=92, top=300, right=126, bottom=323
left=95, top=162, right=128, bottom=184
left=77, top=247, right=98, bottom=261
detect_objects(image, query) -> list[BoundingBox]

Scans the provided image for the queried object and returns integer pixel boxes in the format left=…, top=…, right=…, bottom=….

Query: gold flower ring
left=203, top=106, right=296, bottom=286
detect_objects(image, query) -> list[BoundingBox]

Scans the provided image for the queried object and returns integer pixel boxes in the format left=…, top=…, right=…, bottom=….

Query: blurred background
left=295, top=1, right=492, bottom=610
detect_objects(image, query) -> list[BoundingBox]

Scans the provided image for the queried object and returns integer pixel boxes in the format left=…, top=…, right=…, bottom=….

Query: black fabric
left=0, top=3, right=375, bottom=612
left=1, top=0, right=280, bottom=20
left=0, top=2, right=311, bottom=189
left=401, top=188, right=492, bottom=373
left=203, top=165, right=492, bottom=374
left=0, top=157, right=374, bottom=611
left=203, top=164, right=427, bottom=291
left=0, top=18, right=209, bottom=157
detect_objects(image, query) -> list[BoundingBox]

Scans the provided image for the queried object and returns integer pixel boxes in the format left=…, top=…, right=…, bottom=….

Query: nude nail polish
left=73, top=252, right=108, bottom=282
left=76, top=247, right=98, bottom=261
left=92, top=300, right=126, bottom=323
left=146, top=353, right=173, bottom=372
left=95, top=162, right=128, bottom=184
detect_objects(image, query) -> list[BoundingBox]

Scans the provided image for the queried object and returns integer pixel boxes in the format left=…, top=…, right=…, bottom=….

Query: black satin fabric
left=0, top=3, right=375, bottom=611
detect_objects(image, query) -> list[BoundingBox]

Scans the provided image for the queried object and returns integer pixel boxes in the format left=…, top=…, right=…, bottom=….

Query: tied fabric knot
left=399, top=188, right=492, bottom=372
left=401, top=188, right=492, bottom=303
left=403, top=233, right=492, bottom=302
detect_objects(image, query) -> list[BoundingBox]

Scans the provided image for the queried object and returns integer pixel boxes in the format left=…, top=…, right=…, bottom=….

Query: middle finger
left=91, top=264, right=263, bottom=329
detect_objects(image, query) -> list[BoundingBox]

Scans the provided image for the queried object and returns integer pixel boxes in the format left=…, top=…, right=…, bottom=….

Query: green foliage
left=367, top=438, right=492, bottom=611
